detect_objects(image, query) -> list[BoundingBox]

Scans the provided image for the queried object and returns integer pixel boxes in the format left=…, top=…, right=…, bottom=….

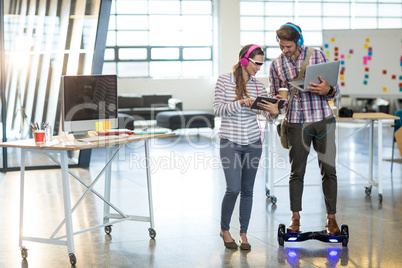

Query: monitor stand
left=72, top=131, right=91, bottom=140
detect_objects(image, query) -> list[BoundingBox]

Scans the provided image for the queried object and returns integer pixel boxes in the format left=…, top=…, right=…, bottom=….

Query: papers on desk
left=78, top=135, right=129, bottom=142
left=39, top=139, right=91, bottom=147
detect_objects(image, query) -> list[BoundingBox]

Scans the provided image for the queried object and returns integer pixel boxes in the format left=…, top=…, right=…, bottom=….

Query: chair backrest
left=395, top=109, right=402, bottom=132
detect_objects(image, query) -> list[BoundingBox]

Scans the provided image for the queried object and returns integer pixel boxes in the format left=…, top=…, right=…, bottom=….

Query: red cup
left=34, top=130, right=45, bottom=143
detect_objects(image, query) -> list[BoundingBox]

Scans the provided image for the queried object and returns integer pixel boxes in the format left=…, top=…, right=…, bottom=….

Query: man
left=269, top=22, right=340, bottom=235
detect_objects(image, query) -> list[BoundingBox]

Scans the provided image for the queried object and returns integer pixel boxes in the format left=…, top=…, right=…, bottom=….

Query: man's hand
left=307, top=75, right=332, bottom=96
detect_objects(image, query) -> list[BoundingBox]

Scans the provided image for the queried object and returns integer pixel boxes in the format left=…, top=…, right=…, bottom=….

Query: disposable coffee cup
left=279, top=88, right=289, bottom=99
left=34, top=130, right=45, bottom=143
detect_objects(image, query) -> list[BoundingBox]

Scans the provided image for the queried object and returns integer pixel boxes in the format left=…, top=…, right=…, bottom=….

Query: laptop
left=289, top=61, right=340, bottom=92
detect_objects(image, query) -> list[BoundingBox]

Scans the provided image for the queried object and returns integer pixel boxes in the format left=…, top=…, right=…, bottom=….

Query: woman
left=214, top=44, right=280, bottom=250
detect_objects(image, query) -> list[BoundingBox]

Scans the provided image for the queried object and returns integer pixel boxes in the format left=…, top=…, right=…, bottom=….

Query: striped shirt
left=214, top=73, right=276, bottom=145
left=269, top=46, right=339, bottom=123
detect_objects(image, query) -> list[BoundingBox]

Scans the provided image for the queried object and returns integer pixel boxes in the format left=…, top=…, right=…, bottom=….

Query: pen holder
left=34, top=130, right=45, bottom=143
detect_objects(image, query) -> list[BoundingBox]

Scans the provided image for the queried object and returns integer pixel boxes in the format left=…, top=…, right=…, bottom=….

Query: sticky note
left=366, top=38, right=370, bottom=43
left=340, top=54, right=344, bottom=59
left=347, top=55, right=351, bottom=59
left=349, top=49, right=353, bottom=54
left=95, top=121, right=103, bottom=131
left=365, top=67, right=369, bottom=72
left=364, top=44, right=368, bottom=49
left=383, top=70, right=387, bottom=75
left=365, top=74, right=369, bottom=79
left=325, top=44, right=329, bottom=48
left=364, top=81, right=368, bottom=85
left=340, top=76, right=344, bottom=81
left=383, top=87, right=387, bottom=92
left=341, top=82, right=345, bottom=87
left=331, top=38, right=335, bottom=42
left=392, top=75, right=396, bottom=79
left=104, top=121, right=111, bottom=130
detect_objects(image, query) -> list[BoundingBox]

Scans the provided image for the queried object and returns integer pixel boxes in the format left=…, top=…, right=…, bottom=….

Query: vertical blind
left=2, top=0, right=101, bottom=140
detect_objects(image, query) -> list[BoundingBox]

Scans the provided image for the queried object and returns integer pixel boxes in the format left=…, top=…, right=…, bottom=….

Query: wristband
left=328, top=86, right=334, bottom=96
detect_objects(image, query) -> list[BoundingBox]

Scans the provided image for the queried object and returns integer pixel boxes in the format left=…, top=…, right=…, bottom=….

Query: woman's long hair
left=233, top=44, right=264, bottom=101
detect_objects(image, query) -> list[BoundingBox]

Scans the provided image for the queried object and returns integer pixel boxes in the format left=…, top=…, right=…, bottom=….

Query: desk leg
left=264, top=123, right=269, bottom=197
left=269, top=124, right=276, bottom=204
left=369, top=121, right=374, bottom=183
left=144, top=139, right=156, bottom=238
left=103, top=146, right=113, bottom=226
left=378, top=120, right=383, bottom=202
left=60, top=151, right=75, bottom=262
left=19, top=149, right=26, bottom=252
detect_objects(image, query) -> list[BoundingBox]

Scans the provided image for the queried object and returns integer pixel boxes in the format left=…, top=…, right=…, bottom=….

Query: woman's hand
left=240, top=98, right=255, bottom=107
left=257, top=99, right=279, bottom=117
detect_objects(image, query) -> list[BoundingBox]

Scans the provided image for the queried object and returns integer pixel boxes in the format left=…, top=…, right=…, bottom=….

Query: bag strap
left=284, top=47, right=314, bottom=118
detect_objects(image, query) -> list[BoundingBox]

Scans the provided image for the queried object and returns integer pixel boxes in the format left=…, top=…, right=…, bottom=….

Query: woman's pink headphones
left=240, top=45, right=261, bottom=66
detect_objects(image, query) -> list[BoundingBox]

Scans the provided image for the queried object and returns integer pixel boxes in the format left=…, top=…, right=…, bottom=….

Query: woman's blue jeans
left=220, top=138, right=262, bottom=234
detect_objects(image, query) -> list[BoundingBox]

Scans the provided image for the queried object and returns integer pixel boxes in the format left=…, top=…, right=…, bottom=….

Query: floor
left=0, top=119, right=401, bottom=268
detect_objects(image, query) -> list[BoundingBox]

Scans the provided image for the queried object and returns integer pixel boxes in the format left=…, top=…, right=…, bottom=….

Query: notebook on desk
left=289, top=61, right=340, bottom=92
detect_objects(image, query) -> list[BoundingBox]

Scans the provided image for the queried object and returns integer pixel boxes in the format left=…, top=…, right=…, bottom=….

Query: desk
left=264, top=113, right=398, bottom=204
left=0, top=132, right=174, bottom=265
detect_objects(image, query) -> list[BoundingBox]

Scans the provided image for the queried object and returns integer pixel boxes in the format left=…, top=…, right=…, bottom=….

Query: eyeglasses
left=248, top=58, right=264, bottom=66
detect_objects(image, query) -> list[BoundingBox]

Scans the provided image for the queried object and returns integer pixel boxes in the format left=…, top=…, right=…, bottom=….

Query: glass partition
left=0, top=0, right=109, bottom=169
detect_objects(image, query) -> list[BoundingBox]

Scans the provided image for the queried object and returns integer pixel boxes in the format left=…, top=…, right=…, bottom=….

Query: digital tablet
left=251, top=97, right=286, bottom=110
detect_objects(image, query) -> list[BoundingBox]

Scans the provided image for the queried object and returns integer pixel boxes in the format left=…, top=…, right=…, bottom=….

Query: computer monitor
left=61, top=74, right=118, bottom=138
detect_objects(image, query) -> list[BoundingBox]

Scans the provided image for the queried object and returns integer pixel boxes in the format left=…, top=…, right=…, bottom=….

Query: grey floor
left=0, top=120, right=401, bottom=268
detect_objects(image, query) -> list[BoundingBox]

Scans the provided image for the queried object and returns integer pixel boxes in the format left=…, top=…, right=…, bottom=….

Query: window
left=240, top=0, right=402, bottom=76
left=104, top=0, right=214, bottom=78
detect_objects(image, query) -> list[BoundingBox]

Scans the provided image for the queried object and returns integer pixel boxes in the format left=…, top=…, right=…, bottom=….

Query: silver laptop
left=289, top=61, right=340, bottom=92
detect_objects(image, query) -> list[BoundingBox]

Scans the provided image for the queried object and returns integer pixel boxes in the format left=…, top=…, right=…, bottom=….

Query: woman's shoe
left=239, top=236, right=251, bottom=250
left=220, top=231, right=238, bottom=249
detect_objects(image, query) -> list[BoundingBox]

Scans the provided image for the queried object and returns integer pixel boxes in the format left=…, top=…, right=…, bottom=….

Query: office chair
left=391, top=109, right=402, bottom=173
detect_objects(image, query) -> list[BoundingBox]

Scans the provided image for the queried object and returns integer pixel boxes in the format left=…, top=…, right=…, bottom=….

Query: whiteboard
left=323, top=29, right=402, bottom=98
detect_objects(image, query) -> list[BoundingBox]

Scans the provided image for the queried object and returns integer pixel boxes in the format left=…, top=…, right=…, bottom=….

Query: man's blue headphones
left=277, top=23, right=304, bottom=46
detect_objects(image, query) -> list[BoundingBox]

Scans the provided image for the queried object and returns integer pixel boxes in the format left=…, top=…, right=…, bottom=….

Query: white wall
left=116, top=0, right=272, bottom=112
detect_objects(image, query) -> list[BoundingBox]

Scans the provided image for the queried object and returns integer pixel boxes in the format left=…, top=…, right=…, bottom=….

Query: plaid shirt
left=214, top=73, right=276, bottom=145
left=269, top=46, right=339, bottom=123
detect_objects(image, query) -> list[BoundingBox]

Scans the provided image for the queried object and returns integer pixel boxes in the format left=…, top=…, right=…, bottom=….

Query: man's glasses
left=248, top=58, right=264, bottom=66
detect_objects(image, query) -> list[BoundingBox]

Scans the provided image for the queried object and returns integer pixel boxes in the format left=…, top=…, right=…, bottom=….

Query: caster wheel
left=378, top=194, right=383, bottom=203
left=271, top=196, right=277, bottom=205
left=105, top=225, right=112, bottom=234
left=148, top=228, right=156, bottom=239
left=69, top=253, right=77, bottom=265
left=277, top=224, right=285, bottom=246
left=266, top=189, right=270, bottom=197
left=341, top=225, right=349, bottom=247
left=365, top=186, right=372, bottom=196
left=20, top=247, right=28, bottom=259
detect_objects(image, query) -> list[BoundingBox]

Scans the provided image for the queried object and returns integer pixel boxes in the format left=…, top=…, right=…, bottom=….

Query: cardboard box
left=395, top=128, right=402, bottom=158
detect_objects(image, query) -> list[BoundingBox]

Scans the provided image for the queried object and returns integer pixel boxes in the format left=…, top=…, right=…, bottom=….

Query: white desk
left=264, top=113, right=398, bottom=204
left=0, top=132, right=174, bottom=265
